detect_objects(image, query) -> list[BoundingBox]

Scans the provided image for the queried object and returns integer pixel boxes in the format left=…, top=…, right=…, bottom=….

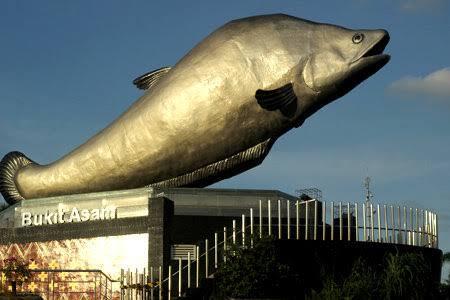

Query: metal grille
left=171, top=244, right=196, bottom=261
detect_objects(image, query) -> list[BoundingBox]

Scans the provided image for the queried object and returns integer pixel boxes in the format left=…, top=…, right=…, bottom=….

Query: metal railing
left=0, top=269, right=120, bottom=300
left=121, top=199, right=438, bottom=299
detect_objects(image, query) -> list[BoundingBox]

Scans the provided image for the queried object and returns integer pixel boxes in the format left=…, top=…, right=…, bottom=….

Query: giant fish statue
left=0, top=14, right=390, bottom=204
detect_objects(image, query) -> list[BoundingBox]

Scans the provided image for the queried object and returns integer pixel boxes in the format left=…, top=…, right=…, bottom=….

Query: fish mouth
left=331, top=31, right=390, bottom=99
left=354, top=30, right=390, bottom=66
left=350, top=30, right=391, bottom=78
left=361, top=31, right=390, bottom=59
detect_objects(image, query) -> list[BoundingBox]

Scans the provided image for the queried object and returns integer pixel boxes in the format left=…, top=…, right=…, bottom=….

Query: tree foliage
left=380, top=252, right=431, bottom=299
left=311, top=252, right=434, bottom=299
left=215, top=238, right=441, bottom=298
left=215, top=236, right=300, bottom=298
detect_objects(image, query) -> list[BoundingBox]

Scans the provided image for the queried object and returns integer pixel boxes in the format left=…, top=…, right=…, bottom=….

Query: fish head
left=299, top=24, right=390, bottom=119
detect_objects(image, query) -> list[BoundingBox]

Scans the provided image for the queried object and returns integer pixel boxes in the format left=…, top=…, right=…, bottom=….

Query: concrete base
left=0, top=187, right=300, bottom=280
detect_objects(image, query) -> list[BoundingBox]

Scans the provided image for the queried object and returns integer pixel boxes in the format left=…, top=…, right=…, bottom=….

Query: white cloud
left=389, top=67, right=450, bottom=98
left=399, top=0, right=447, bottom=12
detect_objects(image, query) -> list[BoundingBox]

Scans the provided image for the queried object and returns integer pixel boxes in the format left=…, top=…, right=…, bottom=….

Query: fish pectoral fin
left=133, top=66, right=172, bottom=90
left=255, top=83, right=297, bottom=111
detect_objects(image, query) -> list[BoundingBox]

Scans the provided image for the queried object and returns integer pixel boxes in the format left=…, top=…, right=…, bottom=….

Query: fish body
left=0, top=14, right=390, bottom=204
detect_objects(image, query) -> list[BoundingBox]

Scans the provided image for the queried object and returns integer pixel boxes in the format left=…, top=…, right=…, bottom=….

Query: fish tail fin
left=0, top=151, right=36, bottom=205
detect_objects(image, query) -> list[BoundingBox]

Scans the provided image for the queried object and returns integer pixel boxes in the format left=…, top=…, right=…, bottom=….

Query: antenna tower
left=364, top=176, right=375, bottom=240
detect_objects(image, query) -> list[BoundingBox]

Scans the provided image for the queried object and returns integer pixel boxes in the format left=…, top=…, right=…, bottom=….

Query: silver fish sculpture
left=0, top=14, right=390, bottom=204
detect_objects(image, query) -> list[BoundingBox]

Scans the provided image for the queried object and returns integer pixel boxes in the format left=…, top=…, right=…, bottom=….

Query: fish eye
left=352, top=33, right=364, bottom=44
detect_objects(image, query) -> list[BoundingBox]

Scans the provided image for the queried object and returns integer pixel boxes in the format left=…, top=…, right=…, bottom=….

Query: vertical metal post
left=305, top=201, right=309, bottom=240
left=142, top=270, right=146, bottom=300
left=287, top=201, right=291, bottom=239
left=434, top=213, right=437, bottom=246
left=431, top=212, right=436, bottom=247
left=127, top=270, right=130, bottom=300
left=415, top=208, right=419, bottom=246
left=429, top=211, right=432, bottom=242
left=355, top=203, right=359, bottom=241
left=259, top=200, right=262, bottom=238
left=434, top=213, right=437, bottom=247
left=322, top=201, right=326, bottom=240
left=397, top=206, right=401, bottom=244
left=187, top=253, right=191, bottom=289
left=435, top=214, right=439, bottom=248
left=390, top=205, right=394, bottom=243
left=421, top=209, right=425, bottom=246
left=339, top=202, right=343, bottom=241
left=377, top=204, right=381, bottom=242
left=384, top=205, right=388, bottom=243
left=158, top=266, right=162, bottom=300
left=150, top=267, right=154, bottom=300
left=268, top=200, right=272, bottom=236
left=431, top=212, right=434, bottom=247
left=347, top=202, right=350, bottom=241
left=403, top=206, right=407, bottom=245
left=205, top=239, right=209, bottom=278
left=428, top=210, right=432, bottom=246
left=362, top=203, right=366, bottom=241
left=409, top=207, right=413, bottom=245
left=314, top=201, right=318, bottom=240
left=120, top=269, right=123, bottom=300
left=135, top=270, right=138, bottom=300
left=430, top=212, right=432, bottom=246
left=296, top=200, right=299, bottom=240
left=178, top=258, right=182, bottom=297
left=232, top=220, right=236, bottom=244
left=430, top=212, right=434, bottom=246
left=433, top=213, right=438, bottom=248
left=129, top=269, right=132, bottom=300
left=430, top=211, right=434, bottom=246
left=250, top=208, right=254, bottom=247
left=215, top=233, right=218, bottom=269
left=168, top=265, right=172, bottom=300
left=223, top=227, right=227, bottom=262
left=425, top=210, right=429, bottom=246
left=331, top=201, right=334, bottom=241
left=370, top=203, right=374, bottom=242
left=136, top=268, right=138, bottom=300
left=242, top=214, right=246, bottom=246
left=429, top=212, right=432, bottom=246
left=278, top=199, right=282, bottom=239
left=126, top=269, right=133, bottom=299
left=196, top=246, right=199, bottom=288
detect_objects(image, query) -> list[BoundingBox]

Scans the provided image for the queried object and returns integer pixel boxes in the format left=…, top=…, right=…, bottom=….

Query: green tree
left=215, top=236, right=300, bottom=298
left=310, top=252, right=437, bottom=299
left=342, top=257, right=376, bottom=299
left=380, top=252, right=431, bottom=299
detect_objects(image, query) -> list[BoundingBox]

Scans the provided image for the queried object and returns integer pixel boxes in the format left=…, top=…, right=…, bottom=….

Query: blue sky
left=0, top=0, right=449, bottom=272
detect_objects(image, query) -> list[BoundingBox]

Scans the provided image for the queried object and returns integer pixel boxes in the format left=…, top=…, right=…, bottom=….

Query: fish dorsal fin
left=133, top=66, right=171, bottom=90
left=255, top=83, right=297, bottom=111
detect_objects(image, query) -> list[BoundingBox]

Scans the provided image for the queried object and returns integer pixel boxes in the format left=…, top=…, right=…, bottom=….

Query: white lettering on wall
left=22, top=212, right=32, bottom=226
left=20, top=206, right=117, bottom=227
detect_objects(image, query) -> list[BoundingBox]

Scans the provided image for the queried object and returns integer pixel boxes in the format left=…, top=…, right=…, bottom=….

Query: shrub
left=215, top=236, right=297, bottom=298
left=342, top=257, right=376, bottom=299
left=380, top=252, right=430, bottom=299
